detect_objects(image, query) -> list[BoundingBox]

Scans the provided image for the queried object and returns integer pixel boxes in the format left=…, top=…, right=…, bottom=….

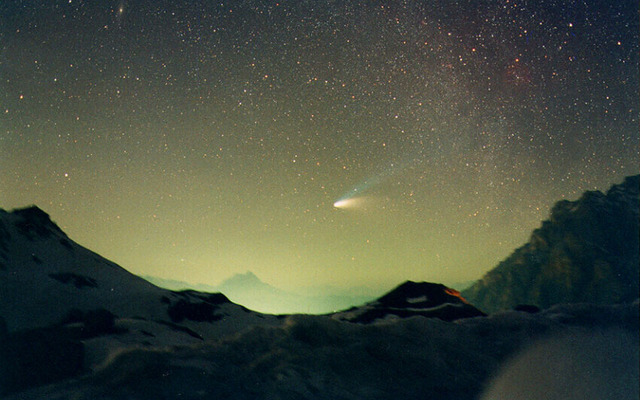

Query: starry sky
left=1, top=0, right=638, bottom=293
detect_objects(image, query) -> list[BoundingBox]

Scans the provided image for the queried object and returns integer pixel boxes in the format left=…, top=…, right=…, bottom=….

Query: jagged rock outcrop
left=463, top=175, right=639, bottom=313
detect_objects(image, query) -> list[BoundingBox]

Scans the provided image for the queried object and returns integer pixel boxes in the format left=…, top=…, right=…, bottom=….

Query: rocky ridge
left=463, top=175, right=640, bottom=313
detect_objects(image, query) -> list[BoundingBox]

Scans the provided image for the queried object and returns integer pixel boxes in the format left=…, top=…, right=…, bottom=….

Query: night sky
left=1, top=0, right=638, bottom=293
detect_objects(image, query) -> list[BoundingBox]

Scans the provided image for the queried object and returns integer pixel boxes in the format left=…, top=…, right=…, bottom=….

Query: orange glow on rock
left=445, top=288, right=469, bottom=304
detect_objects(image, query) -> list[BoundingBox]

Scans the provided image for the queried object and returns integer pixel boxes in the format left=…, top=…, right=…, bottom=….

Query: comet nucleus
left=333, top=199, right=350, bottom=208
left=333, top=198, right=362, bottom=209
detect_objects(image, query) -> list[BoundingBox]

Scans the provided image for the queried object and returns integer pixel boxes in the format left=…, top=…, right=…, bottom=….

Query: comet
left=333, top=198, right=359, bottom=209
left=333, top=157, right=419, bottom=210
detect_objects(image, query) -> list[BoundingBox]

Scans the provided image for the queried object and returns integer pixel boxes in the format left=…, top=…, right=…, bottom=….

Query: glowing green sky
left=1, top=0, right=638, bottom=292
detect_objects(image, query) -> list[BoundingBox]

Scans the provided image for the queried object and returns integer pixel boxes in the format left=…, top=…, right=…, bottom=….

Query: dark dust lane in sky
left=0, top=0, right=638, bottom=292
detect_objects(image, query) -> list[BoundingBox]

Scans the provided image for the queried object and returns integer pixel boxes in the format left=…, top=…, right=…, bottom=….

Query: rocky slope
left=7, top=301, right=638, bottom=400
left=463, top=175, right=639, bottom=313
left=332, top=281, right=485, bottom=323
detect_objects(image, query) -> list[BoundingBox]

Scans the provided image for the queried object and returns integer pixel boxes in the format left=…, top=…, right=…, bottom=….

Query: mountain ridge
left=462, top=174, right=640, bottom=313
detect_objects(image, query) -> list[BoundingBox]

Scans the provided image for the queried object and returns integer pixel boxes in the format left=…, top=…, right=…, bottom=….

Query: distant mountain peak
left=234, top=271, right=260, bottom=281
left=219, top=271, right=268, bottom=288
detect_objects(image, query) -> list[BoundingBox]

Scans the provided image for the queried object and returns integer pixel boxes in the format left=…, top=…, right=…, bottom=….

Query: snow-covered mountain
left=0, top=206, right=284, bottom=395
left=0, top=206, right=281, bottom=334
left=463, top=175, right=640, bottom=313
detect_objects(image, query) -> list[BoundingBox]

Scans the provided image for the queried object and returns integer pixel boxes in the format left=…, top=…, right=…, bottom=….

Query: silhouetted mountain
left=463, top=175, right=640, bottom=313
left=332, top=281, right=485, bottom=323
left=144, top=272, right=378, bottom=314
left=218, top=270, right=263, bottom=288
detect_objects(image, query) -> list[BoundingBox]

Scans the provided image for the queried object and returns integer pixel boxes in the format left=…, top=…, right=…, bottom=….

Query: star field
left=1, top=0, right=638, bottom=292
